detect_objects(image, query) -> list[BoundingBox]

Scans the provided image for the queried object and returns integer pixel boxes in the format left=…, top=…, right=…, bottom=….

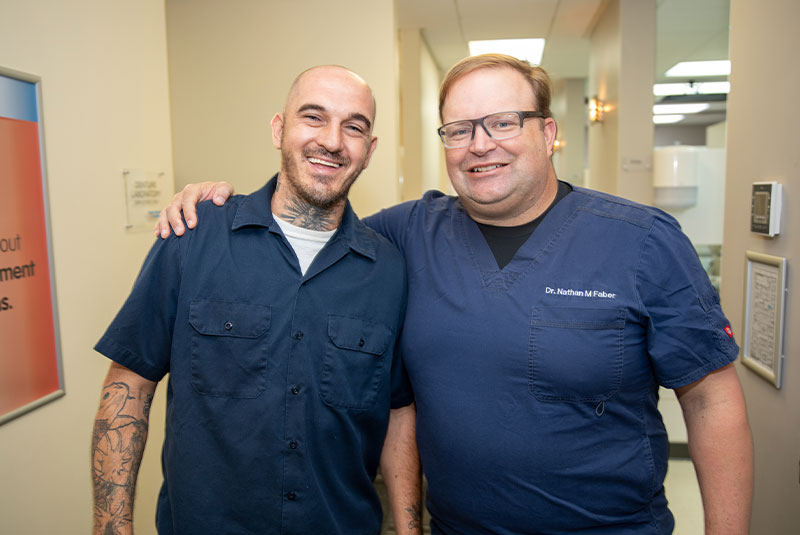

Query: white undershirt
left=273, top=214, right=337, bottom=275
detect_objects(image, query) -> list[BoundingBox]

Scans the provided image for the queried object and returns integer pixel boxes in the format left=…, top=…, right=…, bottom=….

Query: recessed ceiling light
left=653, top=114, right=685, bottom=124
left=653, top=103, right=710, bottom=115
left=468, top=39, right=545, bottom=65
left=653, top=81, right=731, bottom=96
left=665, top=60, right=731, bottom=77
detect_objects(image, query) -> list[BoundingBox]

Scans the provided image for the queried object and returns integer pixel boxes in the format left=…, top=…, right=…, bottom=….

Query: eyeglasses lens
left=442, top=112, right=524, bottom=148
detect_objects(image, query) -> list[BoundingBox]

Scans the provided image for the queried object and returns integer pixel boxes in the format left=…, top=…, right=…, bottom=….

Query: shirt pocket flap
left=327, top=315, right=392, bottom=356
left=189, top=299, right=271, bottom=339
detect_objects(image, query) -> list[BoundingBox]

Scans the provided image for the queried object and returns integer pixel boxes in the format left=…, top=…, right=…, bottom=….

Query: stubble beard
left=280, top=147, right=361, bottom=211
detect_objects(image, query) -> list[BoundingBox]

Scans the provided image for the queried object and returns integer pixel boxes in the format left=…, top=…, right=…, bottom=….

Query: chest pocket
left=189, top=299, right=271, bottom=398
left=320, top=315, right=392, bottom=410
left=529, top=306, right=625, bottom=403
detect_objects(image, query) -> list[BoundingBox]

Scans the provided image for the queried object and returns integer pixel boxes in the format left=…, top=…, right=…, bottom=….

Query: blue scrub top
left=96, top=177, right=410, bottom=535
left=364, top=184, right=738, bottom=535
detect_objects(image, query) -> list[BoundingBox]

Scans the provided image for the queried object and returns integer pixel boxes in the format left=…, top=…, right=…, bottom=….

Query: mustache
left=303, top=148, right=349, bottom=167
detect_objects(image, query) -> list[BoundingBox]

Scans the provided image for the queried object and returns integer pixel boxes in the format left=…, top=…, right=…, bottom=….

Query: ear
left=361, top=136, right=379, bottom=170
left=543, top=117, right=558, bottom=157
left=271, top=113, right=284, bottom=149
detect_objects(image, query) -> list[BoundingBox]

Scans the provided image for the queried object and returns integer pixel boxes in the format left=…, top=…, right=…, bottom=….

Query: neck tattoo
left=278, top=195, right=337, bottom=231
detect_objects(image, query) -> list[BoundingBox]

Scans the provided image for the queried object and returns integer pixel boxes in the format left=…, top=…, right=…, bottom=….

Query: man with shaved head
left=91, top=66, right=421, bottom=535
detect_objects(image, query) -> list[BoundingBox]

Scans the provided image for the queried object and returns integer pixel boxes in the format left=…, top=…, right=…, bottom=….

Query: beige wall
left=723, top=0, right=800, bottom=532
left=418, top=38, right=448, bottom=194
left=616, top=0, right=655, bottom=204
left=551, top=77, right=587, bottom=186
left=0, top=1, right=174, bottom=533
left=587, top=0, right=620, bottom=194
left=588, top=0, right=655, bottom=204
left=706, top=120, right=726, bottom=149
left=398, top=29, right=424, bottom=200
left=166, top=0, right=401, bottom=217
left=398, top=28, right=446, bottom=201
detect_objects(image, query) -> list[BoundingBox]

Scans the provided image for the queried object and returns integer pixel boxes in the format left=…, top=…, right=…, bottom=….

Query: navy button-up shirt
left=96, top=176, right=410, bottom=535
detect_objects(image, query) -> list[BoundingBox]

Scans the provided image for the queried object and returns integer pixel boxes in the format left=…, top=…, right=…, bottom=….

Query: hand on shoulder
left=154, top=181, right=234, bottom=238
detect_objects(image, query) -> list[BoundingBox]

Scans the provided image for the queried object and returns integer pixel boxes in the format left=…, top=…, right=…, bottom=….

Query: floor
left=664, top=458, right=704, bottom=534
left=377, top=458, right=704, bottom=534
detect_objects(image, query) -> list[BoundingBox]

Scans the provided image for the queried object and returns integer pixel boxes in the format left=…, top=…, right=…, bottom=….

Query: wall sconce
left=589, top=96, right=610, bottom=124
left=553, top=139, right=564, bottom=152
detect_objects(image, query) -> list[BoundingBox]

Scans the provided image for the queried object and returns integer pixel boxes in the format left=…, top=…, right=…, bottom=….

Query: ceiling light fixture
left=653, top=103, right=710, bottom=115
left=468, top=39, right=545, bottom=65
left=653, top=114, right=685, bottom=124
left=653, top=81, right=731, bottom=96
left=665, top=60, right=731, bottom=77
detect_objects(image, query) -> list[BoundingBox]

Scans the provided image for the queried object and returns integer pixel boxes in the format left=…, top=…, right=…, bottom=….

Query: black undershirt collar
left=475, top=181, right=573, bottom=270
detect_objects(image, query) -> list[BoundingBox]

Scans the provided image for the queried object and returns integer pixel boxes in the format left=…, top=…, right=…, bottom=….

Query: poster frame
left=0, top=65, right=64, bottom=425
left=742, top=250, right=787, bottom=389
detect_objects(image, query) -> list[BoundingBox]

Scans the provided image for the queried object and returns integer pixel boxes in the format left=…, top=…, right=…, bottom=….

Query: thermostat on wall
left=751, top=181, right=782, bottom=237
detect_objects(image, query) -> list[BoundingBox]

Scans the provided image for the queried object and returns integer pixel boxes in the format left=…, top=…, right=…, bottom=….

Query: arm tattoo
left=278, top=195, right=337, bottom=231
left=405, top=504, right=422, bottom=529
left=92, top=381, right=152, bottom=534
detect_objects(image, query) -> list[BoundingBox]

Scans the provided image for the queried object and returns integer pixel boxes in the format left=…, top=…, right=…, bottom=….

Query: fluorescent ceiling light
left=653, top=81, right=730, bottom=96
left=653, top=103, right=710, bottom=115
left=468, top=39, right=545, bottom=65
left=653, top=115, right=685, bottom=124
left=665, top=60, right=731, bottom=77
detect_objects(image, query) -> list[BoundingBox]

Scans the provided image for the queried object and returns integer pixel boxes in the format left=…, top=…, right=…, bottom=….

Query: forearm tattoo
left=92, top=381, right=152, bottom=534
left=405, top=503, right=422, bottom=530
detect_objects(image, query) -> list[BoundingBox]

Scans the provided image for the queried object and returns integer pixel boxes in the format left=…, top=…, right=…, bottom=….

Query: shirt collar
left=231, top=174, right=377, bottom=261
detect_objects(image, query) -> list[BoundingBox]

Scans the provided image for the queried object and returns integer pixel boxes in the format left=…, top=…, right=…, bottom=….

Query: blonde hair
left=439, top=54, right=552, bottom=121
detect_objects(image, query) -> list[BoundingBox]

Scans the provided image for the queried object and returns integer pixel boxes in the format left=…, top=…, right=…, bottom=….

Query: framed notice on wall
left=742, top=251, right=787, bottom=389
left=0, top=67, right=64, bottom=424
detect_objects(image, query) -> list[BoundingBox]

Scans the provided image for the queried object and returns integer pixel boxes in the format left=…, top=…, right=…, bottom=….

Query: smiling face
left=441, top=66, right=559, bottom=226
left=271, top=66, right=378, bottom=219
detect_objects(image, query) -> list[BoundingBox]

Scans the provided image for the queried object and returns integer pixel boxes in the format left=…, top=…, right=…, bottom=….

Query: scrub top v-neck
left=363, top=182, right=737, bottom=535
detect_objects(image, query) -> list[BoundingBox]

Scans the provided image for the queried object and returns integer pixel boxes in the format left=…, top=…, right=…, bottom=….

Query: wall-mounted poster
left=0, top=67, right=63, bottom=424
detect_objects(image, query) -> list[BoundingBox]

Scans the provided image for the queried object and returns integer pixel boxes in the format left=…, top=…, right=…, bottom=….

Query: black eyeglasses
left=437, top=111, right=547, bottom=148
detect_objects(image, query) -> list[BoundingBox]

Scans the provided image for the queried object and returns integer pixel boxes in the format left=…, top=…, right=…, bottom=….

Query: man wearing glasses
left=159, top=54, right=753, bottom=534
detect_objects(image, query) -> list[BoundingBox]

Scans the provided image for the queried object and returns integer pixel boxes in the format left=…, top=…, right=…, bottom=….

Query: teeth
left=472, top=164, right=503, bottom=172
left=308, top=157, right=341, bottom=168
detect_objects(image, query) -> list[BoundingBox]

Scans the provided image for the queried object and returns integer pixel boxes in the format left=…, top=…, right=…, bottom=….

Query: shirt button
left=358, top=337, right=365, bottom=347
left=287, top=492, right=297, bottom=501
left=295, top=330, right=304, bottom=340
left=224, top=321, right=233, bottom=331
left=289, top=440, right=298, bottom=449
left=291, top=385, right=300, bottom=395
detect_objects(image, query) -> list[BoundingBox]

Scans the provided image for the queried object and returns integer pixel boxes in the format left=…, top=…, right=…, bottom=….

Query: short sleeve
left=389, top=328, right=414, bottom=409
left=637, top=217, right=738, bottom=388
left=389, top=355, right=414, bottom=409
left=94, top=234, right=184, bottom=382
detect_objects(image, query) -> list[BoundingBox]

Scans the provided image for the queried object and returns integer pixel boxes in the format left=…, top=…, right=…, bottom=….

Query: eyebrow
left=297, top=103, right=372, bottom=131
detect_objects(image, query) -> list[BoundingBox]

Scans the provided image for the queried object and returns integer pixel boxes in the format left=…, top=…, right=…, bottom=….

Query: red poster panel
left=0, top=69, right=63, bottom=424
